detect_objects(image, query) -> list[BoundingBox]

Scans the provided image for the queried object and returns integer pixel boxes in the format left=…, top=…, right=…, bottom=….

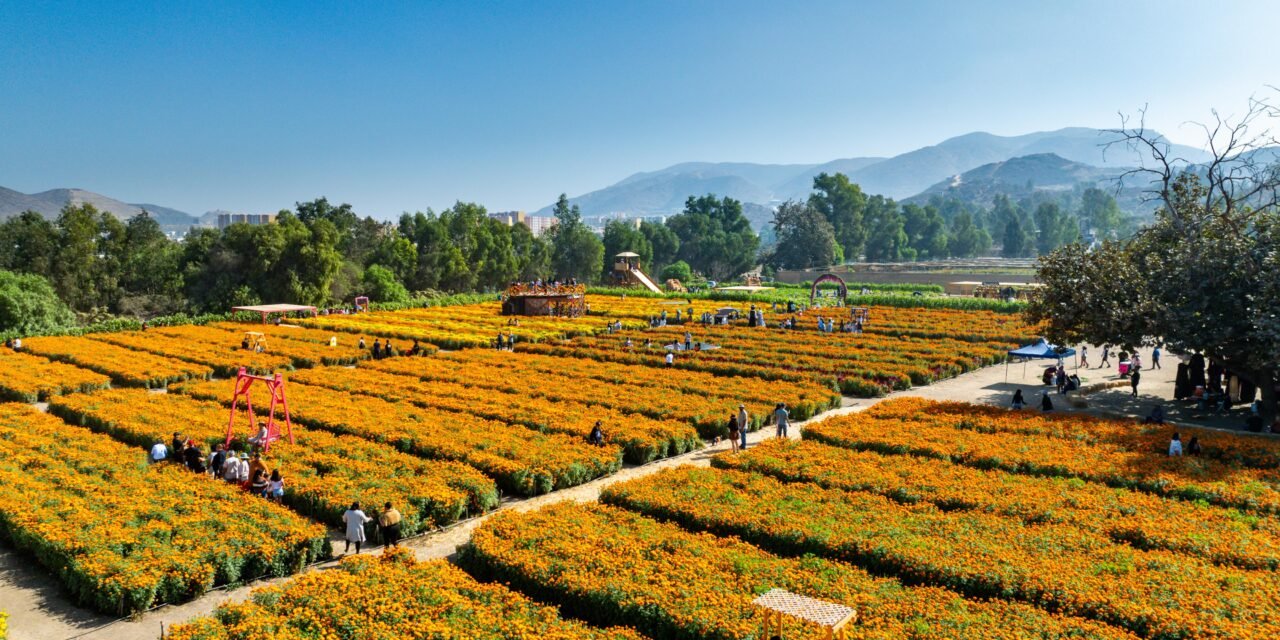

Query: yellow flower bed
left=168, top=548, right=648, bottom=640
left=151, top=325, right=368, bottom=368
left=366, top=351, right=837, bottom=439
left=716, top=438, right=1280, bottom=571
left=48, top=389, right=499, bottom=535
left=603, top=466, right=1280, bottom=640
left=22, top=335, right=212, bottom=388
left=461, top=502, right=1137, bottom=640
left=807, top=398, right=1280, bottom=513
left=172, top=378, right=622, bottom=496
left=0, top=403, right=328, bottom=615
left=89, top=331, right=295, bottom=376
left=0, top=348, right=110, bottom=402
left=288, top=366, right=702, bottom=464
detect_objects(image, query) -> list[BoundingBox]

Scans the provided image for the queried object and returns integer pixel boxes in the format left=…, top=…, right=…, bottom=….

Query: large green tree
left=902, top=203, right=948, bottom=260
left=862, top=196, right=913, bottom=262
left=665, top=194, right=759, bottom=280
left=0, top=211, right=58, bottom=277
left=809, top=173, right=867, bottom=260
left=601, top=220, right=654, bottom=280
left=1033, top=202, right=1078, bottom=255
left=1030, top=98, right=1280, bottom=425
left=947, top=211, right=992, bottom=258
left=0, top=269, right=74, bottom=335
left=769, top=200, right=840, bottom=269
left=1079, top=187, right=1123, bottom=239
left=547, top=194, right=604, bottom=283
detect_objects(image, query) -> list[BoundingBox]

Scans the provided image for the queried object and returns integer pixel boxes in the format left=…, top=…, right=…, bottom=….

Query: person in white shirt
left=737, top=404, right=749, bottom=450
left=1168, top=432, right=1183, bottom=456
left=222, top=452, right=242, bottom=482
left=665, top=351, right=674, bottom=367
left=343, top=502, right=373, bottom=554
left=236, top=453, right=251, bottom=483
left=149, top=440, right=167, bottom=463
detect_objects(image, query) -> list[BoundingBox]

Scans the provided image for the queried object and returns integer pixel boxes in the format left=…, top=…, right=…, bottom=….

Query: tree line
left=766, top=173, right=1125, bottom=270
left=0, top=172, right=1123, bottom=332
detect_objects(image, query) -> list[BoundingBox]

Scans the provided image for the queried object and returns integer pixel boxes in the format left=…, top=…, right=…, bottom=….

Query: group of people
left=148, top=430, right=286, bottom=502
left=505, top=279, right=581, bottom=296
left=358, top=337, right=424, bottom=358
left=3, top=337, right=23, bottom=351
left=1167, top=432, right=1203, bottom=456
left=493, top=332, right=517, bottom=350
left=341, top=501, right=403, bottom=554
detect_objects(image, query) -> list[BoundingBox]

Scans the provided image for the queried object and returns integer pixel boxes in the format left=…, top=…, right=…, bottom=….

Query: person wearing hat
left=236, top=452, right=251, bottom=484
left=737, top=404, right=749, bottom=450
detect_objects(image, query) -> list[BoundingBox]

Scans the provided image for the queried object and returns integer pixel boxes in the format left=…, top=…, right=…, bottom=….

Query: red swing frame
left=225, top=367, right=295, bottom=452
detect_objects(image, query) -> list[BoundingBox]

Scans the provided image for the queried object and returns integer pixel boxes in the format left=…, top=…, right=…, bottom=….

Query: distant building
left=489, top=210, right=558, bottom=237
left=217, top=213, right=276, bottom=229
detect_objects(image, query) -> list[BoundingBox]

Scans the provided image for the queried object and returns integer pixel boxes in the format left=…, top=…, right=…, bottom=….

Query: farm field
left=4, top=295, right=1274, bottom=640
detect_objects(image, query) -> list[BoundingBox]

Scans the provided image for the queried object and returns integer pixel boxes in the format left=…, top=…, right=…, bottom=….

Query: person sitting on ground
left=149, top=439, right=168, bottom=464
left=1011, top=389, right=1025, bottom=410
left=379, top=502, right=403, bottom=547
left=1144, top=404, right=1165, bottom=425
left=1168, top=432, right=1183, bottom=456
left=588, top=421, right=605, bottom=446
left=267, top=469, right=285, bottom=501
left=222, top=449, right=241, bottom=482
left=1187, top=436, right=1202, bottom=456
left=248, top=452, right=269, bottom=481
left=1040, top=392, right=1053, bottom=412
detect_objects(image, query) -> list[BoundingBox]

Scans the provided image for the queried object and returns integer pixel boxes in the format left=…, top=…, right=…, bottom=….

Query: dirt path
left=4, top=346, right=1269, bottom=639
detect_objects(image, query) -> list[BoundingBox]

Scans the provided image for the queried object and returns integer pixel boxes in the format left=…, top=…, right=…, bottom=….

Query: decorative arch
left=810, top=273, right=848, bottom=303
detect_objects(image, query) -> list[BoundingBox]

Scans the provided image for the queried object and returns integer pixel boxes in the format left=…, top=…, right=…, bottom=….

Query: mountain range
left=535, top=127, right=1213, bottom=221
left=4, top=127, right=1221, bottom=234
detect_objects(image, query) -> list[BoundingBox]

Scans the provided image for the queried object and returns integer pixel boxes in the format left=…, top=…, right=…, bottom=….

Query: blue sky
left=1, top=0, right=1276, bottom=217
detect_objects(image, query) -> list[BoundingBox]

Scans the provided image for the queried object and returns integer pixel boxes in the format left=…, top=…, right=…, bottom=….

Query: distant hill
left=0, top=186, right=202, bottom=233
left=906, top=153, right=1130, bottom=208
left=534, top=127, right=1212, bottom=226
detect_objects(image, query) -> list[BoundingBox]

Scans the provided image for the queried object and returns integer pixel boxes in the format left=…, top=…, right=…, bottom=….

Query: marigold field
left=4, top=295, right=1278, bottom=640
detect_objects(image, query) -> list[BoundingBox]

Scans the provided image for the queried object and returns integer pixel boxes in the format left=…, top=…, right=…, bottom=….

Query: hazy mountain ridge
left=538, top=127, right=1214, bottom=223
left=905, top=153, right=1134, bottom=208
left=0, top=186, right=202, bottom=232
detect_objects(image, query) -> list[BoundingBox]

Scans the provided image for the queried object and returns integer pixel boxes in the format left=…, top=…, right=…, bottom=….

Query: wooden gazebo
left=753, top=588, right=856, bottom=640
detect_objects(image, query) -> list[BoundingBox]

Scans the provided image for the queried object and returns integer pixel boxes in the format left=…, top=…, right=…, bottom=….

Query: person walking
left=379, top=502, right=403, bottom=547
left=773, top=403, right=791, bottom=439
left=1151, top=346, right=1162, bottom=370
left=1079, top=345, right=1089, bottom=369
left=727, top=414, right=741, bottom=453
left=1100, top=345, right=1111, bottom=369
left=737, top=403, right=749, bottom=451
left=1130, top=367, right=1141, bottom=397
left=343, top=502, right=372, bottom=554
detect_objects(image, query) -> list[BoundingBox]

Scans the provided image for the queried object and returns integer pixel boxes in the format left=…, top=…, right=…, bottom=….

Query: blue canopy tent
left=1006, top=338, right=1077, bottom=381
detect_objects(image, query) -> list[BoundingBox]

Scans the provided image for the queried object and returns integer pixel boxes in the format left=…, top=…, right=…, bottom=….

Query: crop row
left=0, top=348, right=110, bottom=402
left=460, top=501, right=1137, bottom=640
left=0, top=403, right=328, bottom=615
left=601, top=466, right=1280, bottom=640
left=48, top=389, right=500, bottom=537
left=715, top=438, right=1280, bottom=571
left=366, top=354, right=836, bottom=439
left=22, top=335, right=213, bottom=387
left=807, top=399, right=1280, bottom=514
left=172, top=377, right=622, bottom=496
left=287, top=366, right=701, bottom=464
left=169, top=548, right=648, bottom=640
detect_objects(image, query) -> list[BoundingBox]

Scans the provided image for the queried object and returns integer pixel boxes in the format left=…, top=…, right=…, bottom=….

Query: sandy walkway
left=4, top=346, right=1269, bottom=639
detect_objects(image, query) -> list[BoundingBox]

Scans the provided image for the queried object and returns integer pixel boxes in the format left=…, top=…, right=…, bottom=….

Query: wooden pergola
left=753, top=588, right=856, bottom=640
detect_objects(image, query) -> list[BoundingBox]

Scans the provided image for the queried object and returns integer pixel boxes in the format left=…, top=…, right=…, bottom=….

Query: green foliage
left=809, top=172, right=868, bottom=260
left=1080, top=187, right=1123, bottom=238
left=0, top=211, right=58, bottom=277
left=769, top=200, right=840, bottom=269
left=361, top=264, right=411, bottom=304
left=659, top=260, right=693, bottom=283
left=639, top=221, right=680, bottom=275
left=1033, top=202, right=1079, bottom=255
left=0, top=269, right=75, bottom=335
left=901, top=203, right=948, bottom=259
left=948, top=212, right=992, bottom=258
left=863, top=196, right=915, bottom=262
left=601, top=220, right=653, bottom=279
left=547, top=194, right=604, bottom=283
left=666, top=194, right=759, bottom=280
